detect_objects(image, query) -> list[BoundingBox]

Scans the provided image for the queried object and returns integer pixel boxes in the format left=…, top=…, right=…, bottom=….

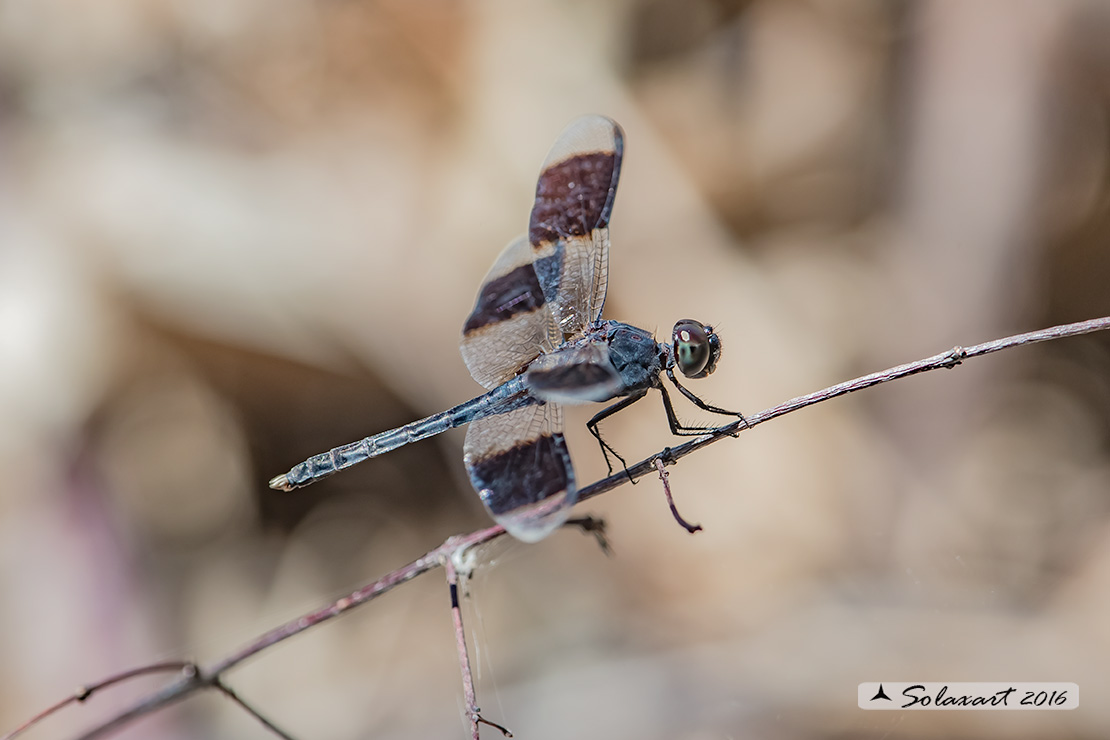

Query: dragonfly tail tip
left=268, top=473, right=293, bottom=491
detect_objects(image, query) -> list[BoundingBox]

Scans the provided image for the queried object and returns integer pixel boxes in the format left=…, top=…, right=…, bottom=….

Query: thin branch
left=0, top=662, right=196, bottom=740
left=446, top=556, right=512, bottom=739
left=654, top=457, right=702, bottom=533
left=214, top=680, right=297, bottom=740
left=446, top=556, right=481, bottom=740
left=71, top=672, right=204, bottom=740
left=10, top=315, right=1104, bottom=740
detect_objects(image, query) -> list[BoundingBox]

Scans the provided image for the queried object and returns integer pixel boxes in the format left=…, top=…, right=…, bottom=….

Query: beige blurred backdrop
left=2, top=0, right=1110, bottom=738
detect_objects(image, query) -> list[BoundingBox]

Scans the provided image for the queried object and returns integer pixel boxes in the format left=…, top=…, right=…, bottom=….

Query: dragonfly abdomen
left=269, top=377, right=533, bottom=491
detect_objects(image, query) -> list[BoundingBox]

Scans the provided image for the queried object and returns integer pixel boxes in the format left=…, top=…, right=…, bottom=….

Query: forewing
left=464, top=403, right=576, bottom=543
left=528, top=115, right=623, bottom=339
left=525, top=341, right=622, bottom=405
left=461, top=235, right=561, bottom=389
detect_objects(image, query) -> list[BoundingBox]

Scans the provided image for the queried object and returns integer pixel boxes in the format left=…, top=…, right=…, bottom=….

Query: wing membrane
left=528, top=115, right=623, bottom=339
left=464, top=402, right=575, bottom=542
left=460, top=235, right=560, bottom=389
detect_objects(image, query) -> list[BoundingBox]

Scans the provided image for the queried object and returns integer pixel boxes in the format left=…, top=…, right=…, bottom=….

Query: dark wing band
left=463, top=402, right=575, bottom=542
left=528, top=115, right=623, bottom=340
left=460, top=235, right=561, bottom=389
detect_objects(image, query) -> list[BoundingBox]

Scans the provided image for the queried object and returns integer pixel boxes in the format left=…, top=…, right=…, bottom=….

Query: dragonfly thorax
left=601, top=321, right=666, bottom=396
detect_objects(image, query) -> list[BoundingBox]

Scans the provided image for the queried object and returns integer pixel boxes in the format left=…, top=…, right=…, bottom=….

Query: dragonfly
left=270, top=115, right=744, bottom=542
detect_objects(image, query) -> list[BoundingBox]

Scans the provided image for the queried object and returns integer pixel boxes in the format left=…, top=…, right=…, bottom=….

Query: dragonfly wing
left=459, top=116, right=622, bottom=542
left=525, top=341, right=622, bottom=405
left=464, top=402, right=575, bottom=543
left=529, top=115, right=623, bottom=338
left=461, top=235, right=561, bottom=390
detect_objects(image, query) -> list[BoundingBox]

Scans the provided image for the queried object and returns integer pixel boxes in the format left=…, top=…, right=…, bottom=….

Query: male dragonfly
left=270, top=115, right=743, bottom=542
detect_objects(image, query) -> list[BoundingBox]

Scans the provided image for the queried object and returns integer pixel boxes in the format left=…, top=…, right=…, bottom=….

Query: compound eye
left=673, top=320, right=710, bottom=378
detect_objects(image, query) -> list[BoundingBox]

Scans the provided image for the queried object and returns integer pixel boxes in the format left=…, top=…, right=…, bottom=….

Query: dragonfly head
left=671, top=319, right=722, bottom=379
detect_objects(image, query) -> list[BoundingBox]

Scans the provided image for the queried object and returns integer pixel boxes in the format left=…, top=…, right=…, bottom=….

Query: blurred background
left=2, top=0, right=1110, bottom=738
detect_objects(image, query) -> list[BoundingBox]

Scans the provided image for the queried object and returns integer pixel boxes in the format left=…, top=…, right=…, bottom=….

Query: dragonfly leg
left=658, top=383, right=740, bottom=436
left=587, top=390, right=648, bottom=482
left=658, top=384, right=714, bottom=436
left=664, top=368, right=749, bottom=433
left=564, top=516, right=611, bottom=555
